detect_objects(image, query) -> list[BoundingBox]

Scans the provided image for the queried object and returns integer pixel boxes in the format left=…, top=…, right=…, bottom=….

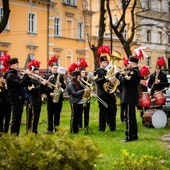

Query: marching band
left=0, top=46, right=169, bottom=141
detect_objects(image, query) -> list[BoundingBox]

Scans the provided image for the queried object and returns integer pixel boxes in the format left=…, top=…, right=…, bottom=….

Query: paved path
left=161, top=134, right=170, bottom=149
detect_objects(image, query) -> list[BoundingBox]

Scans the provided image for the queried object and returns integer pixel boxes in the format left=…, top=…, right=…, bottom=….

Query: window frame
left=28, top=12, right=37, bottom=34
left=54, top=17, right=61, bottom=37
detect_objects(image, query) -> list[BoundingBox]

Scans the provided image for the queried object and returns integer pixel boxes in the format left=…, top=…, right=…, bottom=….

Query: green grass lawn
left=19, top=99, right=170, bottom=169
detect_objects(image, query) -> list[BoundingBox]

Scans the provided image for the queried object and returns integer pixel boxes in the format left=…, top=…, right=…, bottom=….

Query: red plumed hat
left=156, top=57, right=165, bottom=67
left=97, top=45, right=111, bottom=56
left=123, top=57, right=129, bottom=66
left=78, top=58, right=88, bottom=69
left=48, top=55, right=58, bottom=66
left=140, top=66, right=150, bottom=76
left=68, top=63, right=78, bottom=74
left=0, top=51, right=11, bottom=72
left=27, top=59, right=41, bottom=71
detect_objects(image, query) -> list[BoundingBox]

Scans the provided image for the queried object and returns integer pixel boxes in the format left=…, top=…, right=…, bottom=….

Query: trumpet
left=20, top=69, right=57, bottom=89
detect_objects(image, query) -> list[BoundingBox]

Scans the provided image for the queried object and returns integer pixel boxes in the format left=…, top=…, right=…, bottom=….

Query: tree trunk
left=0, top=0, right=10, bottom=34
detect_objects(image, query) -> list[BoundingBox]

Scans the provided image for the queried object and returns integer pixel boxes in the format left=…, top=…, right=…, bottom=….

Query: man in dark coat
left=44, top=57, right=66, bottom=133
left=94, top=55, right=117, bottom=132
left=5, top=58, right=29, bottom=136
left=116, top=56, right=140, bottom=142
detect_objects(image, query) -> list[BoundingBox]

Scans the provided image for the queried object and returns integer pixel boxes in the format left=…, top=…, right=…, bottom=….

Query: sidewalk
left=161, top=133, right=170, bottom=149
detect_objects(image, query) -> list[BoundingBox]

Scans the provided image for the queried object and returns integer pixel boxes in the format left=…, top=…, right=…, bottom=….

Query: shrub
left=0, top=129, right=101, bottom=170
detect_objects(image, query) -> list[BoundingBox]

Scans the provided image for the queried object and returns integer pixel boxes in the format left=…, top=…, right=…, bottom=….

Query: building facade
left=1, top=0, right=170, bottom=73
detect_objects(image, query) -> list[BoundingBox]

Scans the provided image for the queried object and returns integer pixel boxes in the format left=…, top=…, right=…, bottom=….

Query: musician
left=148, top=57, right=168, bottom=96
left=138, top=66, right=150, bottom=125
left=44, top=56, right=66, bottom=133
left=67, top=70, right=89, bottom=134
left=4, top=58, right=30, bottom=136
left=78, top=67, right=90, bottom=129
left=94, top=50, right=117, bottom=132
left=117, top=58, right=129, bottom=123
left=0, top=75, right=11, bottom=136
left=26, top=60, right=45, bottom=134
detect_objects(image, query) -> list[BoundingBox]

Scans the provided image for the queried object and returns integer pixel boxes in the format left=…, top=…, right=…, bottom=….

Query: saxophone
left=52, top=73, right=64, bottom=103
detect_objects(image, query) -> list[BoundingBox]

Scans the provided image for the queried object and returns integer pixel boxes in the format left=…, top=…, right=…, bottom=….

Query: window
left=146, top=57, right=151, bottom=67
left=54, top=18, right=61, bottom=36
left=146, top=30, right=151, bottom=42
left=62, top=0, right=76, bottom=6
left=28, top=12, right=37, bottom=33
left=66, top=19, right=73, bottom=38
left=168, top=33, right=170, bottom=44
left=146, top=0, right=151, bottom=9
left=122, top=28, right=128, bottom=40
left=78, top=22, right=84, bottom=39
left=157, top=0, right=162, bottom=12
left=158, top=31, right=162, bottom=44
left=0, top=7, right=9, bottom=30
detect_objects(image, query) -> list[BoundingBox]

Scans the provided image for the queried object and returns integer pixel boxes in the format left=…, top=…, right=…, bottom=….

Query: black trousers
left=70, top=103, right=83, bottom=134
left=10, top=103, right=24, bottom=136
left=47, top=99, right=63, bottom=132
left=124, top=104, right=138, bottom=140
left=26, top=103, right=33, bottom=133
left=98, top=99, right=117, bottom=131
left=78, top=102, right=90, bottom=128
left=0, top=105, right=11, bottom=133
left=32, top=105, right=41, bottom=133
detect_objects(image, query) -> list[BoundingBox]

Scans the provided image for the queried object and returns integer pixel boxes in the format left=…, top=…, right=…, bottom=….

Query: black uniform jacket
left=5, top=68, right=29, bottom=105
left=116, top=67, right=140, bottom=105
left=0, top=85, right=10, bottom=106
left=148, top=71, right=169, bottom=94
left=44, top=72, right=66, bottom=103
left=94, top=67, right=116, bottom=103
left=28, top=78, right=46, bottom=106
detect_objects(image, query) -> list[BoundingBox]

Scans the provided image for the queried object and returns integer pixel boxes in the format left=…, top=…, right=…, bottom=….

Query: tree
left=88, top=0, right=107, bottom=69
left=0, top=0, right=10, bottom=34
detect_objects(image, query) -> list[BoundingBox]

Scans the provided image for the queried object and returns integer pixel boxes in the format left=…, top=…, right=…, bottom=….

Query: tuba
left=103, top=60, right=120, bottom=94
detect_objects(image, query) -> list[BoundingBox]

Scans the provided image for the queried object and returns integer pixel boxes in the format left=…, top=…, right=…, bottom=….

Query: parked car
left=163, top=74, right=170, bottom=117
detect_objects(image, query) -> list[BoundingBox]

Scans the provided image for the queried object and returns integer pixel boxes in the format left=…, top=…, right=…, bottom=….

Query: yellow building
left=0, top=0, right=94, bottom=73
left=1, top=0, right=170, bottom=74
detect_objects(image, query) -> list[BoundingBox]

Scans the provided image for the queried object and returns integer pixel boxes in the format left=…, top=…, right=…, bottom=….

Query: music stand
left=84, top=125, right=95, bottom=135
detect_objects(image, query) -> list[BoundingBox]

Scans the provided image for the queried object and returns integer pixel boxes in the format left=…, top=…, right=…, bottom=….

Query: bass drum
left=143, top=109, right=167, bottom=129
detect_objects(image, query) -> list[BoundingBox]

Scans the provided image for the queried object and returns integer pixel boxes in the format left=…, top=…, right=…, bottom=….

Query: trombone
left=79, top=78, right=108, bottom=108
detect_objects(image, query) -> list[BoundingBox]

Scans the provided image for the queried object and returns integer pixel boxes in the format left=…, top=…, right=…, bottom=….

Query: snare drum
left=143, top=109, right=167, bottom=128
left=138, top=92, right=151, bottom=107
left=153, top=91, right=166, bottom=106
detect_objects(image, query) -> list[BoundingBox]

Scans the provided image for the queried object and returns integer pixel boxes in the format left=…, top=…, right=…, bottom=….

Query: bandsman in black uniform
left=44, top=56, right=66, bottom=133
left=4, top=58, right=30, bottom=136
left=94, top=45, right=117, bottom=132
left=26, top=59, right=45, bottom=134
left=148, top=57, right=168, bottom=96
left=0, top=75, right=11, bottom=136
left=116, top=56, right=140, bottom=142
